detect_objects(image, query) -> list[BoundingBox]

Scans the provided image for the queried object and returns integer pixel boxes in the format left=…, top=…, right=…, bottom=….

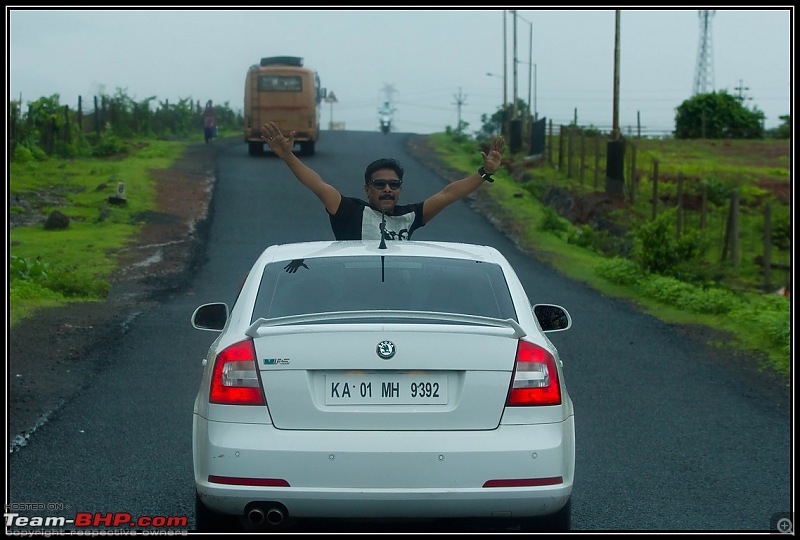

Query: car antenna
left=379, top=210, right=387, bottom=250
left=379, top=210, right=387, bottom=282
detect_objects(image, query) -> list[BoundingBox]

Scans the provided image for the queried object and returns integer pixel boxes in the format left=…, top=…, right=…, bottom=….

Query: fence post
left=594, top=135, right=600, bottom=190
left=567, top=127, right=574, bottom=179
left=558, top=126, right=565, bottom=172
left=579, top=129, right=586, bottom=186
left=547, top=119, right=553, bottom=165
left=94, top=96, right=100, bottom=133
left=720, top=189, right=740, bottom=268
left=605, top=138, right=625, bottom=198
left=762, top=203, right=772, bottom=291
left=651, top=159, right=659, bottom=221
left=46, top=117, right=55, bottom=155
left=629, top=143, right=637, bottom=204
left=700, top=184, right=707, bottom=230
left=63, top=105, right=70, bottom=144
left=676, top=172, right=684, bottom=240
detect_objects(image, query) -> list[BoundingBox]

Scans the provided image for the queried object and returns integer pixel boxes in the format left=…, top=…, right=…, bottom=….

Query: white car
left=191, top=240, right=575, bottom=532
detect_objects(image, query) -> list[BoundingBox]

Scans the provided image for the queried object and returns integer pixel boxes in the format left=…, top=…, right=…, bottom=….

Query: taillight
left=506, top=340, right=561, bottom=406
left=209, top=339, right=264, bottom=405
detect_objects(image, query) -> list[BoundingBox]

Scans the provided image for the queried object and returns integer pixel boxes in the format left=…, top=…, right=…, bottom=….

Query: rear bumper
left=193, top=415, right=575, bottom=519
left=244, top=127, right=315, bottom=142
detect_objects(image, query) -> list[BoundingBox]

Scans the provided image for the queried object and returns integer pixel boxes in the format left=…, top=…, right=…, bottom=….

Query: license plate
left=325, top=372, right=447, bottom=405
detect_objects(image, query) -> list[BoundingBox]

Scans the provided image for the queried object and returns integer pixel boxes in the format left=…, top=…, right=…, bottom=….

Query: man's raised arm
left=262, top=121, right=341, bottom=214
left=422, top=136, right=505, bottom=223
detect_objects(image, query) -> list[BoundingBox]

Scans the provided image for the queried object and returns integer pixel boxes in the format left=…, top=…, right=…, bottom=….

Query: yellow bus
left=244, top=56, right=325, bottom=156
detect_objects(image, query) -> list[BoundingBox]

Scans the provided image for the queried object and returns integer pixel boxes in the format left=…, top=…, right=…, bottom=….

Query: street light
left=514, top=12, right=534, bottom=123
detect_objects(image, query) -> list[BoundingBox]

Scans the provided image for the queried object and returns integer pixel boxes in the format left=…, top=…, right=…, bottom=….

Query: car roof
left=260, top=240, right=507, bottom=264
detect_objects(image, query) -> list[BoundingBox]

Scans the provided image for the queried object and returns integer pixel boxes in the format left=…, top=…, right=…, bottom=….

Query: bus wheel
left=248, top=142, right=263, bottom=156
left=300, top=141, right=315, bottom=156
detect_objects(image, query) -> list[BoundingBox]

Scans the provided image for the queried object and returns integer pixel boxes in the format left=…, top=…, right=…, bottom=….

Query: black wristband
left=478, top=166, right=494, bottom=183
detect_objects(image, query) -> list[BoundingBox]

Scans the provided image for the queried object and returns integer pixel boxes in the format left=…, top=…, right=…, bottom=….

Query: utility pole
left=511, top=10, right=519, bottom=120
left=605, top=10, right=625, bottom=198
left=452, top=88, right=468, bottom=132
left=508, top=10, right=522, bottom=153
left=380, top=83, right=398, bottom=108
left=502, top=10, right=508, bottom=112
left=501, top=10, right=509, bottom=140
left=734, top=79, right=751, bottom=104
left=611, top=10, right=621, bottom=141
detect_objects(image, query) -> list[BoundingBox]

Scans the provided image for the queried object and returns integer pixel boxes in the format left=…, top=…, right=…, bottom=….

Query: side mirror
left=533, top=304, right=572, bottom=333
left=192, top=303, right=229, bottom=332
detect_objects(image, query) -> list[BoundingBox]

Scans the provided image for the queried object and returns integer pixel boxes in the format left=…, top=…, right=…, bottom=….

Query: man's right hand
left=262, top=122, right=296, bottom=158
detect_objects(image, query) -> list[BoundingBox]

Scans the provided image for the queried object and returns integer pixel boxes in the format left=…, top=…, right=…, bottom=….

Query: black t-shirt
left=329, top=196, right=425, bottom=240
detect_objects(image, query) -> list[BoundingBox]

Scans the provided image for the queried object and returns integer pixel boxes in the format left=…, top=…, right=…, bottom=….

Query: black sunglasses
left=369, top=179, right=403, bottom=190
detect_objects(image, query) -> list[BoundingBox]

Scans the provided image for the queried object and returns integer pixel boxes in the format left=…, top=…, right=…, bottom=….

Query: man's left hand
left=481, top=136, right=505, bottom=175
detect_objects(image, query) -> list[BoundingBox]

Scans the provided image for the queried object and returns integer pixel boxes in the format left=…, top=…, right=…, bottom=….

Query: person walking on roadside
left=203, top=100, right=216, bottom=144
left=261, top=121, right=505, bottom=241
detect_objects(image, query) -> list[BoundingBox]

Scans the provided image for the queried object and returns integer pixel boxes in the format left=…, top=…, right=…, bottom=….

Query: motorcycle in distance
left=378, top=101, right=395, bottom=134
left=379, top=114, right=392, bottom=134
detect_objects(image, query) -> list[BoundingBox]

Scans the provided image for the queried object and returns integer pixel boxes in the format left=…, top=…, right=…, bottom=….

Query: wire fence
left=539, top=122, right=791, bottom=294
left=8, top=94, right=242, bottom=158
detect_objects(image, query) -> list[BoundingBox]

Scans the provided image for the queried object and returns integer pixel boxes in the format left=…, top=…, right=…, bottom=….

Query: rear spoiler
left=246, top=310, right=526, bottom=339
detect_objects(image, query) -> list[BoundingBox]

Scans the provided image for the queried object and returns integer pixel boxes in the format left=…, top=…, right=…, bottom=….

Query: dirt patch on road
left=7, top=140, right=231, bottom=450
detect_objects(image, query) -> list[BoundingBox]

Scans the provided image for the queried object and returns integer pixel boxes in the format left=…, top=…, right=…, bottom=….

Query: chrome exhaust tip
left=246, top=507, right=266, bottom=525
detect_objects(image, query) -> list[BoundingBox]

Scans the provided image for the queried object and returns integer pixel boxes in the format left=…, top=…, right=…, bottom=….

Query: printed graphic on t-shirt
left=362, top=207, right=415, bottom=240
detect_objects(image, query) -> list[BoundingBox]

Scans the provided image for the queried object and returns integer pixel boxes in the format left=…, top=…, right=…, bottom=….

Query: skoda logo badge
left=376, top=340, right=396, bottom=359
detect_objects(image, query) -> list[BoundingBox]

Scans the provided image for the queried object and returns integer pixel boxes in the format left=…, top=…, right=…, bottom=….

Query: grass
left=8, top=139, right=189, bottom=326
left=427, top=132, right=791, bottom=379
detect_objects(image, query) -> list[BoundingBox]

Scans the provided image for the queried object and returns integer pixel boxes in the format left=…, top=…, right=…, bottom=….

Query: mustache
left=379, top=194, right=395, bottom=200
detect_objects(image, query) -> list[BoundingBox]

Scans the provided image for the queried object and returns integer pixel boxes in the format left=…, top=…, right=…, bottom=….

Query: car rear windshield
left=252, top=255, right=517, bottom=322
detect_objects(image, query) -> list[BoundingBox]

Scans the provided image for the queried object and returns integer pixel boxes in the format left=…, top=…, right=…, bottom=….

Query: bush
left=595, top=257, right=642, bottom=286
left=539, top=206, right=570, bottom=236
left=12, top=144, right=47, bottom=164
left=633, top=210, right=706, bottom=278
left=9, top=255, right=49, bottom=281
left=44, top=266, right=110, bottom=299
left=92, top=122, right=130, bottom=157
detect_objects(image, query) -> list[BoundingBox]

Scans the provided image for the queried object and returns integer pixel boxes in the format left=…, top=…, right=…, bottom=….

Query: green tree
left=766, top=114, right=790, bottom=139
left=477, top=108, right=505, bottom=140
left=674, top=90, right=765, bottom=139
left=476, top=98, right=529, bottom=141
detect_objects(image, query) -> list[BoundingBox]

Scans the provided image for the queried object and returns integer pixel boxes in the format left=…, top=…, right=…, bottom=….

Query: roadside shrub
left=637, top=274, right=739, bottom=314
left=680, top=286, right=740, bottom=315
left=769, top=204, right=791, bottom=251
left=9, top=255, right=49, bottom=281
left=539, top=206, right=570, bottom=236
left=595, top=257, right=642, bottom=286
left=13, top=144, right=47, bottom=164
left=43, top=266, right=110, bottom=299
left=700, top=176, right=730, bottom=207
left=9, top=279, right=64, bottom=302
left=61, top=136, right=94, bottom=159
left=632, top=209, right=706, bottom=278
left=92, top=122, right=130, bottom=157
left=566, top=224, right=595, bottom=248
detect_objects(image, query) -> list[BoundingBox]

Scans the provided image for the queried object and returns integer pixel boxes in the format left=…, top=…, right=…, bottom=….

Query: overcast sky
left=7, top=8, right=793, bottom=136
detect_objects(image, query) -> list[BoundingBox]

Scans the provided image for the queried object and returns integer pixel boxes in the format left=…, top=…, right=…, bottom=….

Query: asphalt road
left=8, top=130, right=792, bottom=533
